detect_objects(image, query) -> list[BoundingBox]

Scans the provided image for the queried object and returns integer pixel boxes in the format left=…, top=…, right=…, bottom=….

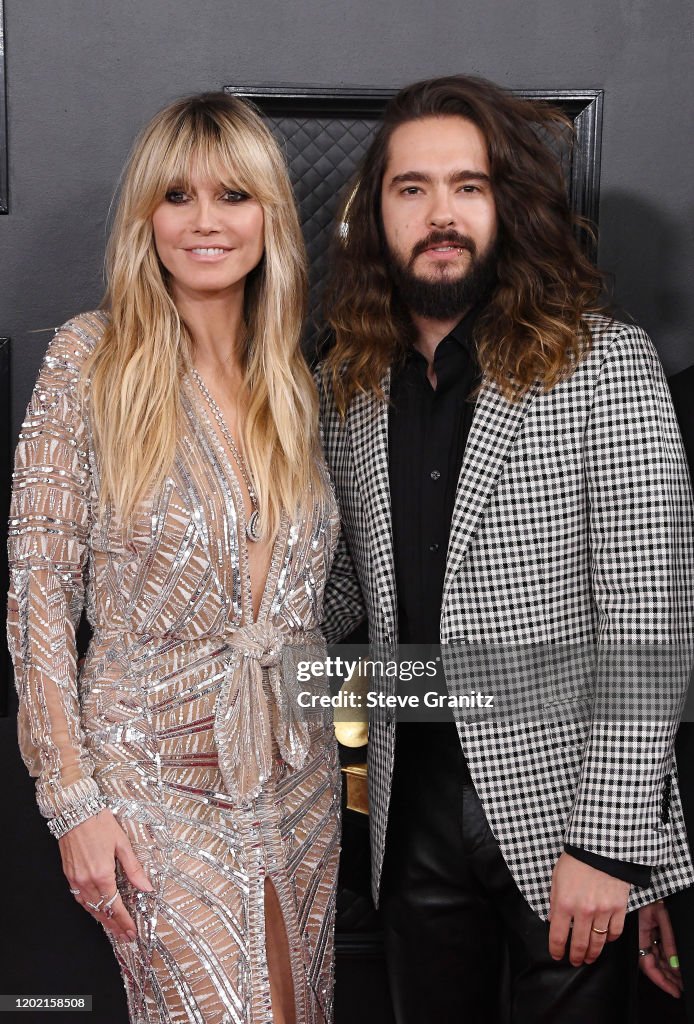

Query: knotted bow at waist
left=213, top=621, right=326, bottom=805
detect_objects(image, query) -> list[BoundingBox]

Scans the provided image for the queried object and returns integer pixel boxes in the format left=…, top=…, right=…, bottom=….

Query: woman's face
left=151, top=169, right=265, bottom=303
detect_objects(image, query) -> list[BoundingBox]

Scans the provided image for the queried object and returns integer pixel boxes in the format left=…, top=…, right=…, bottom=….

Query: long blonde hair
left=85, top=92, right=320, bottom=536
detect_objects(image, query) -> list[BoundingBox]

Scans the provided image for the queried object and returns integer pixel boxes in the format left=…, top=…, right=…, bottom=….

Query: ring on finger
left=86, top=896, right=106, bottom=912
left=103, top=891, right=119, bottom=911
left=639, top=947, right=655, bottom=957
left=69, top=888, right=81, bottom=896
left=102, top=890, right=119, bottom=919
left=591, top=926, right=609, bottom=935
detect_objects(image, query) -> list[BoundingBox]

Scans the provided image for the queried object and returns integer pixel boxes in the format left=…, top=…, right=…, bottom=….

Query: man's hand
left=638, top=900, right=683, bottom=998
left=548, top=852, right=630, bottom=966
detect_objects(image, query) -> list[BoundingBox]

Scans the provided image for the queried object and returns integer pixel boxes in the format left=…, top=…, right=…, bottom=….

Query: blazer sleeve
left=564, top=324, right=694, bottom=862
left=321, top=526, right=367, bottom=644
left=314, top=368, right=367, bottom=644
left=7, top=319, right=104, bottom=835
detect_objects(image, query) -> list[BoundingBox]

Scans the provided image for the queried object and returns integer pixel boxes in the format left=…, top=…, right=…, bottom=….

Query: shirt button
left=429, top=543, right=439, bottom=552
left=430, top=469, right=441, bottom=480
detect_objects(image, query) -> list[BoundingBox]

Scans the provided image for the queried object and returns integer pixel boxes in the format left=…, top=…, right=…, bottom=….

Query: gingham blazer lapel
left=347, top=370, right=397, bottom=637
left=443, top=378, right=540, bottom=604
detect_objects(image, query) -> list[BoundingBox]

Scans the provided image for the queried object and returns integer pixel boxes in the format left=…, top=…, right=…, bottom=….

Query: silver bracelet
left=47, top=794, right=107, bottom=840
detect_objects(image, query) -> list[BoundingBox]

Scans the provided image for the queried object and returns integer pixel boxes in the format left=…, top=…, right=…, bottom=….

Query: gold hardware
left=341, top=763, right=368, bottom=815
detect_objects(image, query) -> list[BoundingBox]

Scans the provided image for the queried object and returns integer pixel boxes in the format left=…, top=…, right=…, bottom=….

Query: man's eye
left=224, top=190, right=250, bottom=203
left=165, top=189, right=188, bottom=204
left=401, top=187, right=421, bottom=196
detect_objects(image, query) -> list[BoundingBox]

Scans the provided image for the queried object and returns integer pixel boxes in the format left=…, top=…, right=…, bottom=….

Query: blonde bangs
left=129, top=104, right=282, bottom=225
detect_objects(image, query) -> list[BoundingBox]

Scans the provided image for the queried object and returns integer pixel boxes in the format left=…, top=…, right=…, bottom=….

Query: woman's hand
left=638, top=900, right=683, bottom=998
left=58, top=809, right=154, bottom=941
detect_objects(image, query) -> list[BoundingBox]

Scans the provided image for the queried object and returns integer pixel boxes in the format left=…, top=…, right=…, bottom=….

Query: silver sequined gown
left=8, top=311, right=341, bottom=1024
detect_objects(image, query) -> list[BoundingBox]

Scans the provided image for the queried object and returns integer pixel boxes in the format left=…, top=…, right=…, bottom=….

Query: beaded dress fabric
left=7, top=311, right=342, bottom=1024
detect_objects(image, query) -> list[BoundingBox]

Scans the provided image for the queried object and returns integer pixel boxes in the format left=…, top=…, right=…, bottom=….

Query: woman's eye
left=224, top=190, right=250, bottom=203
left=165, top=189, right=188, bottom=204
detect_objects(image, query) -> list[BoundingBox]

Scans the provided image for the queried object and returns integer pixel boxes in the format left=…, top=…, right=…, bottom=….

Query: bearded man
left=318, top=75, right=693, bottom=1022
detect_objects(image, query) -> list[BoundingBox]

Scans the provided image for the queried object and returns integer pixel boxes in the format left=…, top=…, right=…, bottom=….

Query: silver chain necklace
left=191, top=368, right=262, bottom=542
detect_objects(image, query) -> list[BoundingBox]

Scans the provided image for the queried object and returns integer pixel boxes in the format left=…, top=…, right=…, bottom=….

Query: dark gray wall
left=2, top=0, right=694, bottom=419
left=1, top=0, right=692, bottom=1018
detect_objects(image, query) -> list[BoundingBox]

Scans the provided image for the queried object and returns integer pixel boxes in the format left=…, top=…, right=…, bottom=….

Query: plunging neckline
left=187, top=373, right=289, bottom=625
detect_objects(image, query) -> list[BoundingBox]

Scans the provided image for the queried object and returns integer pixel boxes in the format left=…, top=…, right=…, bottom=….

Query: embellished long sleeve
left=7, top=322, right=104, bottom=834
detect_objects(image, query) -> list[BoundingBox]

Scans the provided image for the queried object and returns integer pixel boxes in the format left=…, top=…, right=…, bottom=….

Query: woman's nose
left=191, top=197, right=221, bottom=234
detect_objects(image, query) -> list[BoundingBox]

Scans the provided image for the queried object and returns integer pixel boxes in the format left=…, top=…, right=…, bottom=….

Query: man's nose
left=427, top=189, right=456, bottom=228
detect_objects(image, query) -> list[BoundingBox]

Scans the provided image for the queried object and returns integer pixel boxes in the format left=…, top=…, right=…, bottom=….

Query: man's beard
left=385, top=230, right=498, bottom=320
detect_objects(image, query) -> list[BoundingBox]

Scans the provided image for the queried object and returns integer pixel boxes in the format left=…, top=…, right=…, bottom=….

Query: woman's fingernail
left=127, top=930, right=137, bottom=942
left=669, top=955, right=680, bottom=969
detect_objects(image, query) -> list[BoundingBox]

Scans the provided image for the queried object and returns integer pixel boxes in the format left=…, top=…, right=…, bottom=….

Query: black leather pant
left=379, top=723, right=638, bottom=1024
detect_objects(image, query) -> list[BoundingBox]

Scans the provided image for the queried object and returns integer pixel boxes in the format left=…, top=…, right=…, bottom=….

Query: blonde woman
left=8, top=94, right=340, bottom=1024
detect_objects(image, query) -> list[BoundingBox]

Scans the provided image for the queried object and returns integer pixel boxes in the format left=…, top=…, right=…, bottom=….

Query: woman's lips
left=184, top=247, right=232, bottom=261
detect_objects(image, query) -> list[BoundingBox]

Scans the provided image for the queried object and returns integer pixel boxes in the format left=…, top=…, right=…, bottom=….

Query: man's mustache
left=409, top=231, right=477, bottom=266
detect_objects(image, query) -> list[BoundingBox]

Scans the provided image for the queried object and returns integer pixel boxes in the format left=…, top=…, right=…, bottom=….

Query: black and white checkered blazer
left=319, top=314, right=694, bottom=919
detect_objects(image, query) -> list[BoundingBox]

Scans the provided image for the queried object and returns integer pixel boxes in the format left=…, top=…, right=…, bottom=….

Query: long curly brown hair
left=322, top=75, right=607, bottom=415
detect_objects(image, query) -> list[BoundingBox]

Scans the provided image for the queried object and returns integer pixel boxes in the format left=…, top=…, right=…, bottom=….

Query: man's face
left=380, top=115, right=498, bottom=319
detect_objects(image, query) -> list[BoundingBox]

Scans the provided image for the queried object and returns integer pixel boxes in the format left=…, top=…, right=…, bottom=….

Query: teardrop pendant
left=246, top=509, right=262, bottom=543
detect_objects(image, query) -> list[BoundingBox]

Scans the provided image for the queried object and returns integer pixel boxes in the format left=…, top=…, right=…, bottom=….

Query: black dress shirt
left=387, top=309, right=651, bottom=889
left=389, top=307, right=480, bottom=646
